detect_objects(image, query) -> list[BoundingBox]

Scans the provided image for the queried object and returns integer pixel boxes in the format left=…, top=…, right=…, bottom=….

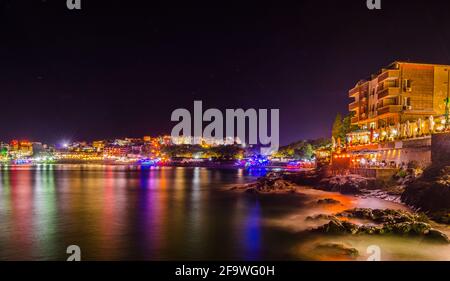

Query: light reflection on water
left=0, top=165, right=275, bottom=260
left=1, top=165, right=449, bottom=261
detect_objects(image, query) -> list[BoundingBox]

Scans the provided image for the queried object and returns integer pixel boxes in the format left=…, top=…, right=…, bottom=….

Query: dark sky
left=1, top=0, right=450, bottom=145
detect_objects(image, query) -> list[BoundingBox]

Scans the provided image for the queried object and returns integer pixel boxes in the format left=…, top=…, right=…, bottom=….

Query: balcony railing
left=377, top=105, right=403, bottom=115
left=349, top=87, right=360, bottom=97
left=349, top=101, right=359, bottom=111
left=377, top=87, right=400, bottom=99
left=378, top=69, right=400, bottom=82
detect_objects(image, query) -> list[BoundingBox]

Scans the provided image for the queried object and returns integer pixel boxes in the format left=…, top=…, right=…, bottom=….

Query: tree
left=209, top=145, right=244, bottom=160
left=332, top=113, right=343, bottom=139
left=295, top=143, right=314, bottom=160
left=332, top=112, right=358, bottom=144
left=342, top=112, right=358, bottom=137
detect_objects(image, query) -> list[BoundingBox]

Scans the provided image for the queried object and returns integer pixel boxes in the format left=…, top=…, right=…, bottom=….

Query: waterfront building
left=349, top=61, right=450, bottom=131
left=171, top=135, right=244, bottom=146
left=92, top=140, right=105, bottom=152
left=0, top=142, right=8, bottom=162
left=103, top=145, right=131, bottom=158
left=340, top=61, right=450, bottom=170
left=9, top=140, right=33, bottom=158
left=346, top=62, right=450, bottom=146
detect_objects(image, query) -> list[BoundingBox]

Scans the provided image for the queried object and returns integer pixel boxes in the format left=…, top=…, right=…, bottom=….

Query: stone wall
left=431, top=132, right=450, bottom=166
left=377, top=137, right=431, bottom=168
left=347, top=133, right=450, bottom=179
left=350, top=168, right=398, bottom=180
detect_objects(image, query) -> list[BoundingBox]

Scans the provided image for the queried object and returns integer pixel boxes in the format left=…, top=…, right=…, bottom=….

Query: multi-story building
left=341, top=61, right=450, bottom=169
left=9, top=140, right=33, bottom=158
left=103, top=145, right=131, bottom=158
left=349, top=61, right=450, bottom=130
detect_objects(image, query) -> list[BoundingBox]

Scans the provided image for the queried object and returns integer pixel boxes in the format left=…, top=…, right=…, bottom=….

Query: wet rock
left=341, top=221, right=360, bottom=235
left=318, top=175, right=376, bottom=194
left=429, top=211, right=450, bottom=224
left=317, top=198, right=340, bottom=205
left=336, top=208, right=428, bottom=224
left=244, top=188, right=259, bottom=194
left=402, top=165, right=450, bottom=217
left=305, top=214, right=337, bottom=221
left=312, top=219, right=360, bottom=235
left=389, top=221, right=431, bottom=235
left=315, top=219, right=348, bottom=234
left=232, top=172, right=297, bottom=193
left=426, top=229, right=450, bottom=244
left=359, top=189, right=403, bottom=203
left=308, top=208, right=449, bottom=243
left=313, top=243, right=359, bottom=258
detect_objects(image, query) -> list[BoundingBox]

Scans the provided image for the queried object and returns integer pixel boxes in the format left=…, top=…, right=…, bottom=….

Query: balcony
left=349, top=85, right=363, bottom=97
left=377, top=105, right=403, bottom=115
left=377, top=87, right=400, bottom=99
left=378, top=69, right=400, bottom=82
left=349, top=101, right=359, bottom=111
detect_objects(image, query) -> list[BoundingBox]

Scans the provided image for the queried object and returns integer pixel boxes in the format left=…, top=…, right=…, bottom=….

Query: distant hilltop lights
left=0, top=135, right=263, bottom=166
left=171, top=136, right=242, bottom=146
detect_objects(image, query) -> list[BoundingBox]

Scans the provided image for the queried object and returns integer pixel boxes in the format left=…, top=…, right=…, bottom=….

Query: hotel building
left=349, top=61, right=450, bottom=130
left=338, top=62, right=450, bottom=170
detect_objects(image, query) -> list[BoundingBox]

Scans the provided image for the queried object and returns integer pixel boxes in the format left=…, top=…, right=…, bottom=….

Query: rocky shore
left=229, top=168, right=450, bottom=260
left=230, top=172, right=298, bottom=193
left=231, top=169, right=402, bottom=199
left=231, top=166, right=450, bottom=225
left=306, top=208, right=449, bottom=244
left=402, top=165, right=450, bottom=223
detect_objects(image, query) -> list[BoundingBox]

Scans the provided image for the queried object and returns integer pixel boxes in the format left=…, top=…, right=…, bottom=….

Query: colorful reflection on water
left=0, top=165, right=291, bottom=260
left=2, top=165, right=449, bottom=261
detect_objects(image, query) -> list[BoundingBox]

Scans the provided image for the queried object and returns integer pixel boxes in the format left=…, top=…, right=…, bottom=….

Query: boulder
left=318, top=175, right=376, bottom=194
left=402, top=165, right=450, bottom=215
left=308, top=208, right=449, bottom=243
left=336, top=208, right=427, bottom=224
left=316, top=198, right=340, bottom=205
left=426, top=229, right=450, bottom=244
left=233, top=172, right=297, bottom=193
left=313, top=243, right=359, bottom=258
left=305, top=214, right=337, bottom=221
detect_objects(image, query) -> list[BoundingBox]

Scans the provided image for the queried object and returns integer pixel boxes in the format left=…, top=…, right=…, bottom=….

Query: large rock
left=309, top=208, right=449, bottom=243
left=317, top=198, right=341, bottom=205
left=402, top=165, right=450, bottom=214
left=232, top=172, right=297, bottom=193
left=318, top=175, right=377, bottom=194
left=426, top=229, right=450, bottom=244
left=336, top=208, right=428, bottom=224
left=313, top=243, right=359, bottom=259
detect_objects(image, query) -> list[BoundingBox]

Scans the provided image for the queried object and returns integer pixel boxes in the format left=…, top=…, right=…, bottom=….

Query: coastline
left=1, top=162, right=449, bottom=260
left=229, top=169, right=450, bottom=260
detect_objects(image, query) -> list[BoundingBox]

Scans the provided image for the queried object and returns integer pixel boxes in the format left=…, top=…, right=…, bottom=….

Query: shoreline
left=0, top=161, right=295, bottom=169
left=229, top=170, right=450, bottom=259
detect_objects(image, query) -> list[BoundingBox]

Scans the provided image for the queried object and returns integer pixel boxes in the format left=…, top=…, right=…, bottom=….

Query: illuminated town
left=4, top=0, right=450, bottom=270
left=0, top=133, right=321, bottom=169
left=0, top=136, right=227, bottom=164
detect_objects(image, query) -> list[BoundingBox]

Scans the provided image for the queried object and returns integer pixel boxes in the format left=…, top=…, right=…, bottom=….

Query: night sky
left=1, top=0, right=450, bottom=145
